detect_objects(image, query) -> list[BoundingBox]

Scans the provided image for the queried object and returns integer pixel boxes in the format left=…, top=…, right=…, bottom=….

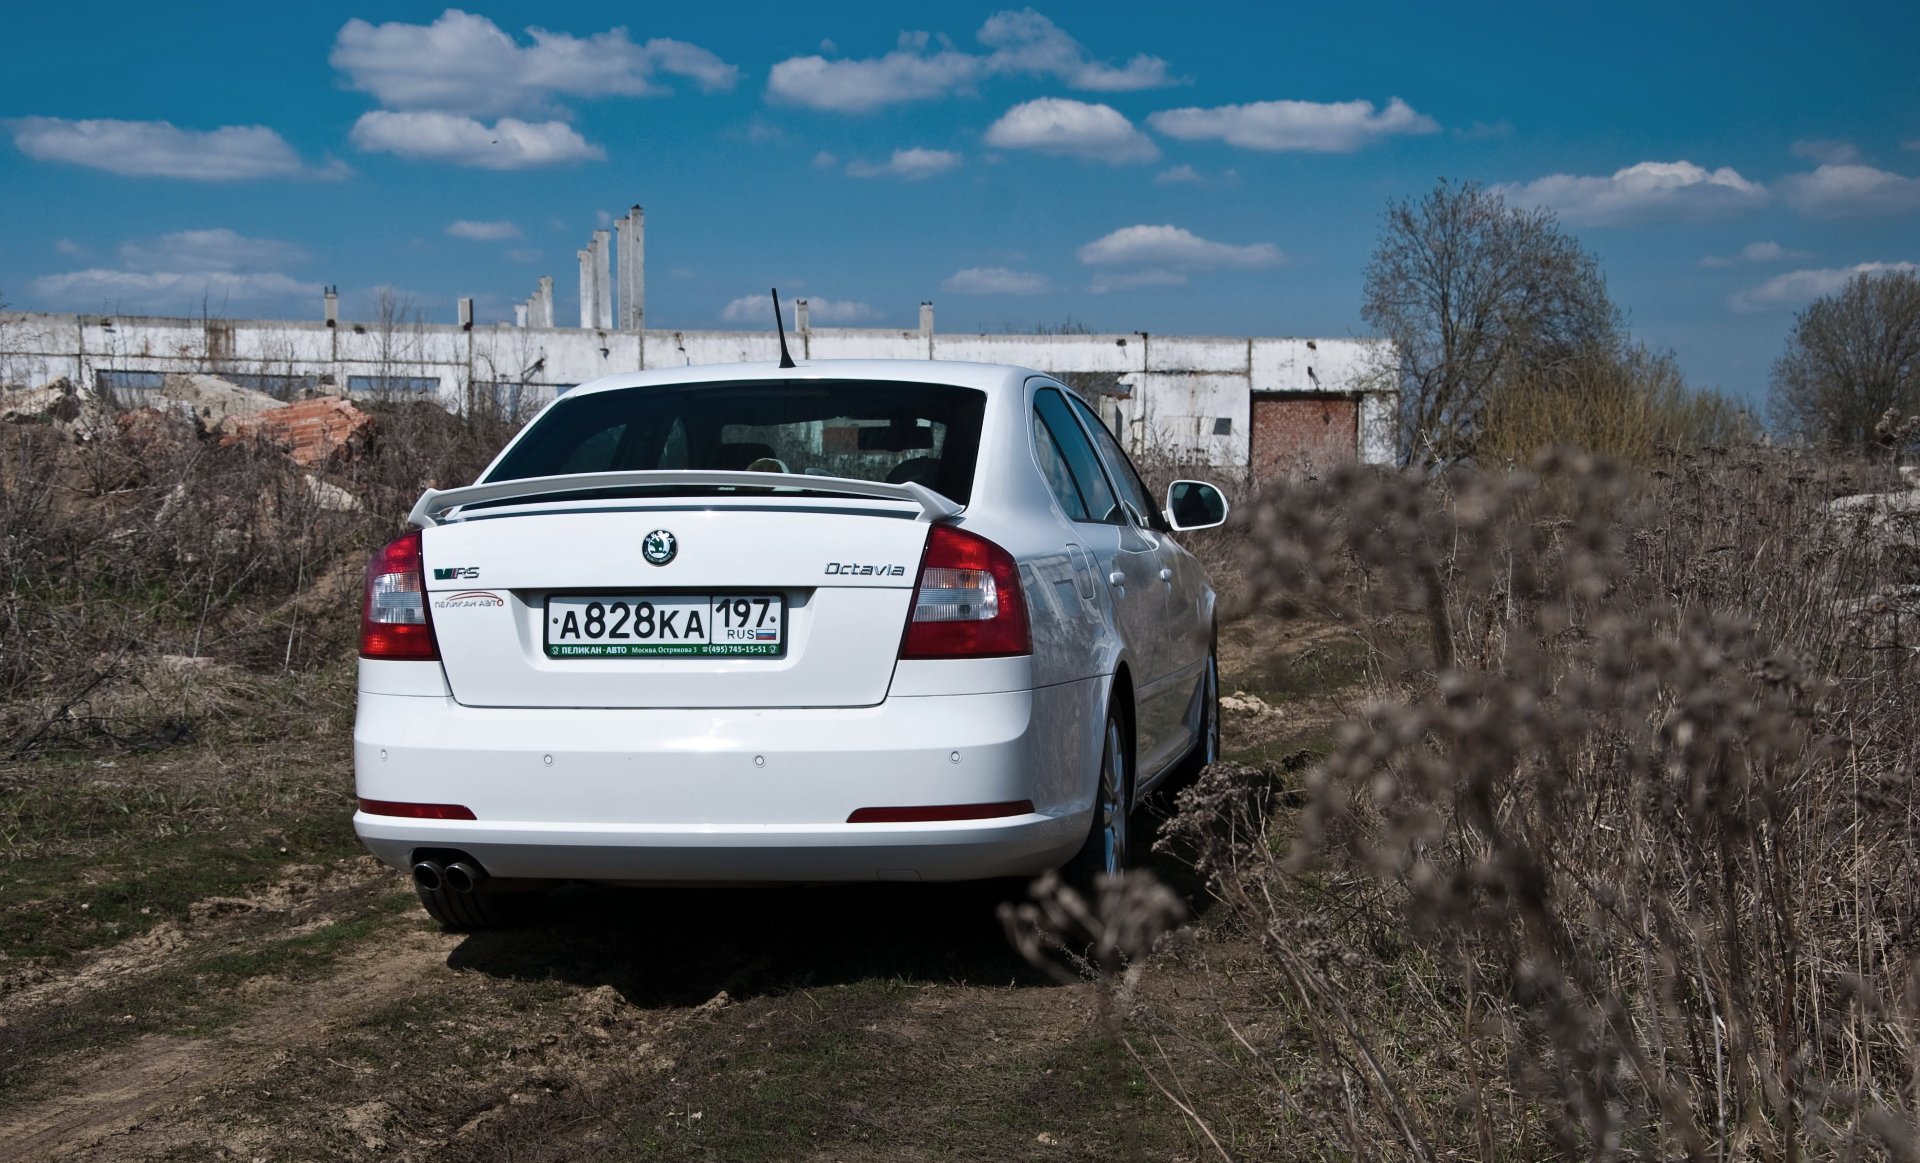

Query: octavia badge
left=642, top=529, right=677, bottom=566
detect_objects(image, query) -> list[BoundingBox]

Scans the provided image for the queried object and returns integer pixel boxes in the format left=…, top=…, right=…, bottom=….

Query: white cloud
left=765, top=11, right=1175, bottom=113
left=6, top=117, right=334, bottom=180
left=446, top=219, right=522, bottom=241
left=1494, top=160, right=1768, bottom=225
left=720, top=294, right=877, bottom=324
left=31, top=269, right=323, bottom=314
left=29, top=227, right=320, bottom=314
left=1155, top=164, right=1203, bottom=185
left=1729, top=261, right=1920, bottom=312
left=767, top=34, right=984, bottom=113
left=983, top=98, right=1158, bottom=164
left=1148, top=97, right=1438, bottom=152
left=798, top=297, right=879, bottom=323
left=1699, top=240, right=1808, bottom=268
left=1077, top=224, right=1282, bottom=268
left=1777, top=164, right=1920, bottom=217
left=811, top=150, right=839, bottom=169
left=54, top=239, right=85, bottom=257
left=942, top=267, right=1050, bottom=295
left=349, top=111, right=603, bottom=169
left=846, top=147, right=962, bottom=180
left=1088, top=269, right=1188, bottom=294
left=331, top=10, right=736, bottom=118
left=119, top=229, right=308, bottom=273
left=507, top=248, right=541, bottom=264
left=973, top=9, right=1174, bottom=91
left=1790, top=139, right=1859, bottom=165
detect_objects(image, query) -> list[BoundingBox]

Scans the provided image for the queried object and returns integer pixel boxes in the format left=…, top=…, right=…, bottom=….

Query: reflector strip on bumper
left=358, top=798, right=477, bottom=820
left=846, top=800, right=1034, bottom=824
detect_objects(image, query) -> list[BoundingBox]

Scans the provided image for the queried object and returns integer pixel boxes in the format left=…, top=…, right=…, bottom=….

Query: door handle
left=1158, top=568, right=1174, bottom=582
left=1108, top=571, right=1126, bottom=587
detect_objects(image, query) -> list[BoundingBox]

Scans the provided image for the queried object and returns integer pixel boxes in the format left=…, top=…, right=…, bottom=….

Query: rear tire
left=415, top=883, right=543, bottom=931
left=1065, top=702, right=1132, bottom=892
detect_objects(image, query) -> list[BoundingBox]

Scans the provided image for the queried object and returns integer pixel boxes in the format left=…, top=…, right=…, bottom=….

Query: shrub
left=1164, top=449, right=1920, bottom=1158
left=1478, top=346, right=1757, bottom=466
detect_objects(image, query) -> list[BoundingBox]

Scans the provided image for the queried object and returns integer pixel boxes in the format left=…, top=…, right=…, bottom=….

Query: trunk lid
left=422, top=499, right=928, bottom=708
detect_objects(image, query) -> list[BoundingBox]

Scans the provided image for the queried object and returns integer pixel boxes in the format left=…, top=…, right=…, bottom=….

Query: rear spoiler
left=408, top=469, right=965, bottom=528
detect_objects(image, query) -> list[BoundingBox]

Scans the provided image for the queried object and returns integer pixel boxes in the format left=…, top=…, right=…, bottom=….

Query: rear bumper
left=352, top=678, right=1096, bottom=883
left=353, top=813, right=1078, bottom=883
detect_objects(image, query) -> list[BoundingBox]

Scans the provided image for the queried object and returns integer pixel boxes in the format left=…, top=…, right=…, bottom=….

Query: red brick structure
left=1250, top=394, right=1359, bottom=480
left=224, top=398, right=374, bottom=467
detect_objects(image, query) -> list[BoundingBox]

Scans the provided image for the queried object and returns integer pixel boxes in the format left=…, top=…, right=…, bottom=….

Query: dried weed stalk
left=1167, top=449, right=1920, bottom=1159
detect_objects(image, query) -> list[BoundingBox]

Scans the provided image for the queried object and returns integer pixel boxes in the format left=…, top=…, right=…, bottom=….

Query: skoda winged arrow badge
left=642, top=529, right=677, bottom=566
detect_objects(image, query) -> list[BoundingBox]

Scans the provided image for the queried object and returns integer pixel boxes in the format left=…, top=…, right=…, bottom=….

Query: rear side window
left=488, top=381, right=988, bottom=504
left=1032, top=411, right=1088, bottom=521
left=1034, top=389, right=1121, bottom=524
left=1068, top=395, right=1168, bottom=532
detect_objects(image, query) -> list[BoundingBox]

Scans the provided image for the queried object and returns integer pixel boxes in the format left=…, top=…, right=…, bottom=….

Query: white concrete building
left=0, top=208, right=1397, bottom=473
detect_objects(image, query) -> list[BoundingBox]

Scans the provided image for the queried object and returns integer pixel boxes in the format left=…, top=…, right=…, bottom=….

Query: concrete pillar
left=514, top=303, right=528, bottom=328
left=457, top=297, right=474, bottom=331
left=592, top=229, right=613, bottom=330
left=617, top=205, right=644, bottom=332
left=324, top=285, right=339, bottom=378
left=537, top=276, right=554, bottom=328
left=919, top=301, right=934, bottom=336
left=577, top=249, right=594, bottom=329
left=795, top=298, right=809, bottom=334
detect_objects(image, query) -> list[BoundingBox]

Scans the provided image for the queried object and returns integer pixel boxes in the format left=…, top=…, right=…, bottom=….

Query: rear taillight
left=360, top=529, right=440, bottom=661
left=899, top=524, right=1030, bottom=659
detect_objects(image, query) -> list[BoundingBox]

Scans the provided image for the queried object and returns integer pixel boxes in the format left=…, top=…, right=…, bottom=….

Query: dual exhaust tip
left=412, top=857, right=487, bottom=894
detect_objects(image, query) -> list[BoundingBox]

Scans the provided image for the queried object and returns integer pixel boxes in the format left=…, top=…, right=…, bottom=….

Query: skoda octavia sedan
left=353, top=360, right=1228, bottom=928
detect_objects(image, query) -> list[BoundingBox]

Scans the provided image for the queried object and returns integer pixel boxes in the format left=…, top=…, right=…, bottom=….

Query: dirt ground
left=0, top=620, right=1356, bottom=1162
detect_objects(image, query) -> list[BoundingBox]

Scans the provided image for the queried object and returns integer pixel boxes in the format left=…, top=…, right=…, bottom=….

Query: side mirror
left=1164, top=480, right=1229, bottom=532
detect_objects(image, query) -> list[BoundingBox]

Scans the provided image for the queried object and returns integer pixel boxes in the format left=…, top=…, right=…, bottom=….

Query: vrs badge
left=642, top=529, right=677, bottom=566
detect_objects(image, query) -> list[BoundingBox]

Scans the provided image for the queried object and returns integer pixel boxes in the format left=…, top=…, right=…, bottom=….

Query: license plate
left=544, top=593, right=786, bottom=658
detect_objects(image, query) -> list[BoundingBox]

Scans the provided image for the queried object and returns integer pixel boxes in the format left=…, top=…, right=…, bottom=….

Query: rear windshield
left=486, top=380, right=988, bottom=504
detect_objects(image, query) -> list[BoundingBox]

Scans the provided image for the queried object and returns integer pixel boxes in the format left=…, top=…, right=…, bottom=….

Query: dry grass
left=1477, top=347, right=1757, bottom=466
left=1152, top=448, right=1920, bottom=1159
left=0, top=398, right=519, bottom=754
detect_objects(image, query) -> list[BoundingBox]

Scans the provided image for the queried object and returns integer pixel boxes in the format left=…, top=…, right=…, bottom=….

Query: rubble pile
left=3, top=372, right=375, bottom=469
left=0, top=378, right=109, bottom=440
left=157, top=373, right=286, bottom=429
left=223, top=397, right=375, bottom=468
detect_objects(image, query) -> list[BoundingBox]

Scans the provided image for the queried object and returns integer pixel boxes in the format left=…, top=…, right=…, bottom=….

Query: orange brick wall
left=1250, top=395, right=1358, bottom=480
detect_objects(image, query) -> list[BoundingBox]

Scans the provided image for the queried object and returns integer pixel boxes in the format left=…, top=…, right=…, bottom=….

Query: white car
left=353, top=360, right=1228, bottom=928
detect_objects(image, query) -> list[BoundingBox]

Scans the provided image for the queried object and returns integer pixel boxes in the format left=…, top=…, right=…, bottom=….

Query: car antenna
left=771, top=287, right=797, bottom=369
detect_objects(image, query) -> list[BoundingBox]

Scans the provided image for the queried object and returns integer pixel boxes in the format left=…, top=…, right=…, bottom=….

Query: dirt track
left=0, top=626, right=1342, bottom=1161
left=0, top=865, right=1121, bottom=1160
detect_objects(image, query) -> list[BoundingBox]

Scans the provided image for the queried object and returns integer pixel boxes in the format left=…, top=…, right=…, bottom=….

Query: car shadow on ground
left=445, top=805, right=1215, bottom=1010
left=445, top=877, right=1055, bottom=1009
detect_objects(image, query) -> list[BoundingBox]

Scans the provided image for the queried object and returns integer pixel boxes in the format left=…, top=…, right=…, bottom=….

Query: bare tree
left=1768, top=268, right=1920, bottom=453
left=369, top=288, right=425, bottom=397
left=1362, top=179, right=1621, bottom=462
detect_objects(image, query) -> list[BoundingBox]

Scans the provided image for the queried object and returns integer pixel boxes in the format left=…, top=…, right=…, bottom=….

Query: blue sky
left=3, top=1, right=1917, bottom=403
